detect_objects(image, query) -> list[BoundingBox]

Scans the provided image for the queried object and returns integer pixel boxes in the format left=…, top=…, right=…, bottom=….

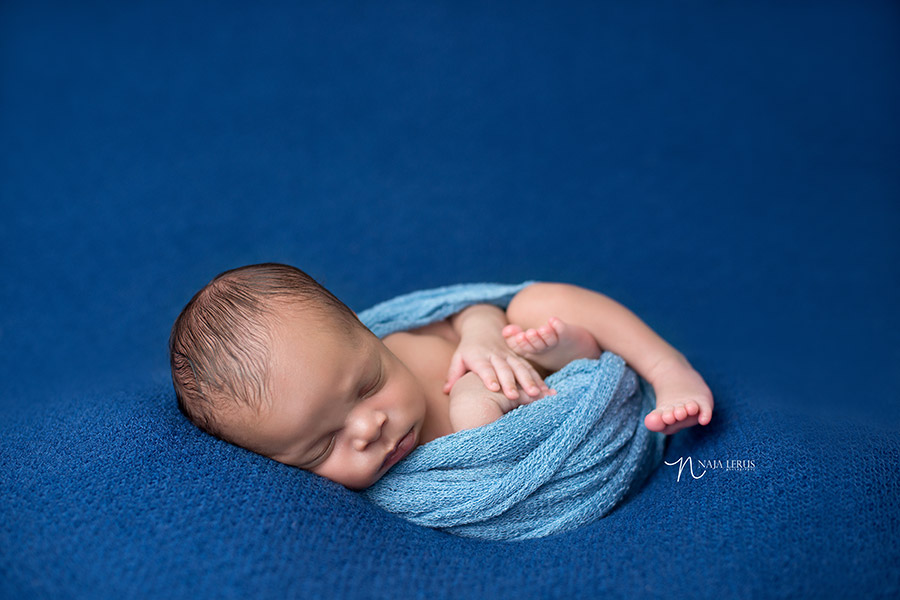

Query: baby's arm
left=448, top=371, right=542, bottom=432
left=444, top=304, right=552, bottom=400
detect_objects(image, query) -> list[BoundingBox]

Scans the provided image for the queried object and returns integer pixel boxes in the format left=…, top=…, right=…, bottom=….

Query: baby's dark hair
left=169, top=263, right=362, bottom=441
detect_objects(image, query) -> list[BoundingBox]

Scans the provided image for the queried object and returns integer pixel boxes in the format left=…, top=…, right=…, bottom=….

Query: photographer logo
left=665, top=456, right=756, bottom=482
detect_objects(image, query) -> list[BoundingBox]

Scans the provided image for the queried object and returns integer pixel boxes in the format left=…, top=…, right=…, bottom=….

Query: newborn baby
left=170, top=263, right=714, bottom=490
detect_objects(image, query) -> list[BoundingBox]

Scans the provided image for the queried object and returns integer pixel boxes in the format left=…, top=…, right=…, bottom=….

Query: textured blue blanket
left=358, top=283, right=666, bottom=540
left=3, top=0, right=898, bottom=596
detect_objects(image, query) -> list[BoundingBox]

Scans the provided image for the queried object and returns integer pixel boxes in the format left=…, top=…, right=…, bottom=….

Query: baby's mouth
left=380, top=427, right=415, bottom=472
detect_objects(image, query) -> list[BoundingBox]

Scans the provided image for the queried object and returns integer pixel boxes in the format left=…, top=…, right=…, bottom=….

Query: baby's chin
left=337, top=464, right=390, bottom=491
left=343, top=475, right=380, bottom=491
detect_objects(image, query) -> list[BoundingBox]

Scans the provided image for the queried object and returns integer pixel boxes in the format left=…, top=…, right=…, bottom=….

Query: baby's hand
left=443, top=329, right=555, bottom=401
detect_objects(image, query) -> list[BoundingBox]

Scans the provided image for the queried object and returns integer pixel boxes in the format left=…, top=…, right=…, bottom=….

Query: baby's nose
left=351, top=411, right=387, bottom=451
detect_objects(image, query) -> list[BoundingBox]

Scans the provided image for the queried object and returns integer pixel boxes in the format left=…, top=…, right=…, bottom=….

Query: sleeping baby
left=169, top=263, right=714, bottom=491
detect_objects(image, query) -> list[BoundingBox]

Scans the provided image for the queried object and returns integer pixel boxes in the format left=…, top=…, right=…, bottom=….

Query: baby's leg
left=505, top=282, right=714, bottom=434
left=502, top=317, right=600, bottom=373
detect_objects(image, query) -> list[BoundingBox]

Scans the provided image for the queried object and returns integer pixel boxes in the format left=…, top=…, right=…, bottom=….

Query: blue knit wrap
left=358, top=282, right=667, bottom=541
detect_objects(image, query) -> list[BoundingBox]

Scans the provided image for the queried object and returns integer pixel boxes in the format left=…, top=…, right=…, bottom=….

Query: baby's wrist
left=451, top=304, right=508, bottom=337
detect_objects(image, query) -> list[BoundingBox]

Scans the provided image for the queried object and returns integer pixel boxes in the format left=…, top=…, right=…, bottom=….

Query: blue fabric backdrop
left=2, top=1, right=898, bottom=598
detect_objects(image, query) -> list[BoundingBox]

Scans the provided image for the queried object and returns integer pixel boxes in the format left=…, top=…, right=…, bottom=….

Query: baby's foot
left=502, top=317, right=601, bottom=373
left=644, top=364, right=714, bottom=435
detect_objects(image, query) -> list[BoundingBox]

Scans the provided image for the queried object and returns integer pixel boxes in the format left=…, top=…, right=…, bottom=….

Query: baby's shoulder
left=383, top=318, right=460, bottom=349
left=383, top=318, right=459, bottom=379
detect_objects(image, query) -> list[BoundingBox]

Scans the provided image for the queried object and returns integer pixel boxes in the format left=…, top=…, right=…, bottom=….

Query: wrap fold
left=358, top=282, right=666, bottom=541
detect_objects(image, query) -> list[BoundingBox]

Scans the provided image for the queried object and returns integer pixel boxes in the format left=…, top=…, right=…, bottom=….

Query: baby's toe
left=548, top=316, right=567, bottom=335
left=538, top=324, right=559, bottom=347
left=644, top=411, right=666, bottom=432
left=684, top=401, right=700, bottom=416
left=673, top=405, right=688, bottom=420
left=516, top=332, right=537, bottom=353
left=525, top=329, right=547, bottom=351
left=502, top=324, right=523, bottom=338
left=661, top=409, right=677, bottom=425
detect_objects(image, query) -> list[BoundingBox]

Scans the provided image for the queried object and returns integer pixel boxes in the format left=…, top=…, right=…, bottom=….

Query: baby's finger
left=516, top=356, right=551, bottom=391
left=528, top=365, right=553, bottom=394
left=489, top=356, right=520, bottom=400
left=443, top=355, right=468, bottom=393
left=508, top=357, right=544, bottom=397
left=471, top=360, right=502, bottom=393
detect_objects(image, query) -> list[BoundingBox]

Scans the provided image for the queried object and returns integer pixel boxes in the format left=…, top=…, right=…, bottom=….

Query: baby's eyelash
left=363, top=367, right=384, bottom=399
left=312, top=435, right=336, bottom=464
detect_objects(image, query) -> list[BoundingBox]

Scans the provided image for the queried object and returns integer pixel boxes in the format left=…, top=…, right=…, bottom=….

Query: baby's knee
left=506, top=282, right=583, bottom=326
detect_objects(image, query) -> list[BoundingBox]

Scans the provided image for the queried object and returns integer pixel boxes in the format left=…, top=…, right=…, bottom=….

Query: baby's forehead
left=268, top=300, right=343, bottom=328
left=261, top=318, right=376, bottom=414
left=268, top=303, right=369, bottom=364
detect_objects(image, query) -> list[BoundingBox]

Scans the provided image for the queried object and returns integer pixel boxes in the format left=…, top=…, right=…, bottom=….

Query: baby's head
left=169, top=263, right=425, bottom=490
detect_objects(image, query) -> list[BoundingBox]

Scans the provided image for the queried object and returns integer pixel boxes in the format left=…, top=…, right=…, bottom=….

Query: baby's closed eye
left=306, top=434, right=336, bottom=468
